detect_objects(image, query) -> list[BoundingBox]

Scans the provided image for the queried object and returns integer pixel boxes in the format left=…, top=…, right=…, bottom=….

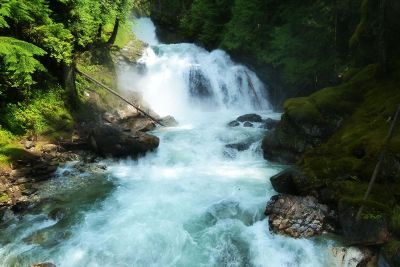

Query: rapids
left=0, top=17, right=341, bottom=267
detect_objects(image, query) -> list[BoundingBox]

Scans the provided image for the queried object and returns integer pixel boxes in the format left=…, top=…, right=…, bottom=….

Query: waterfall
left=0, top=17, right=340, bottom=267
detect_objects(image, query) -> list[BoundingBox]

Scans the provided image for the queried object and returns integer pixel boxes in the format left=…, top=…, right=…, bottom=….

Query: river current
left=0, top=18, right=339, bottom=267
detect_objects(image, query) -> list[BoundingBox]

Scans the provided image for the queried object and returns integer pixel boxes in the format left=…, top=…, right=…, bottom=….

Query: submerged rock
left=88, top=124, right=159, bottom=158
left=265, top=195, right=332, bottom=238
left=225, top=142, right=251, bottom=152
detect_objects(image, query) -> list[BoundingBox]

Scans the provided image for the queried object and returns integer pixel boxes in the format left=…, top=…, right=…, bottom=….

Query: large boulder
left=269, top=169, right=299, bottom=195
left=338, top=202, right=390, bottom=246
left=120, top=115, right=157, bottom=132
left=88, top=125, right=159, bottom=158
left=261, top=118, right=279, bottom=130
left=265, top=195, right=333, bottom=238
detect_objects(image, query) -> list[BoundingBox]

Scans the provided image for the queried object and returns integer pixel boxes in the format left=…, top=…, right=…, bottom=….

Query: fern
left=0, top=37, right=46, bottom=88
left=32, top=23, right=74, bottom=64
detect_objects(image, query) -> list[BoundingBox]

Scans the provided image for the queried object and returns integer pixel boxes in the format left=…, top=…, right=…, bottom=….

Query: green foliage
left=180, top=0, right=233, bottom=47
left=221, top=0, right=265, bottom=52
left=0, top=37, right=46, bottom=89
left=31, top=23, right=74, bottom=64
left=1, top=86, right=73, bottom=135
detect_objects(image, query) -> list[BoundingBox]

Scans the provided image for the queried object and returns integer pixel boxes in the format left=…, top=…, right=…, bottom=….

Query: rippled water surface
left=0, top=18, right=339, bottom=267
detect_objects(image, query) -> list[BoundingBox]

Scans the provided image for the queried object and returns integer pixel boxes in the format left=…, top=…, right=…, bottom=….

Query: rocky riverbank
left=261, top=64, right=400, bottom=266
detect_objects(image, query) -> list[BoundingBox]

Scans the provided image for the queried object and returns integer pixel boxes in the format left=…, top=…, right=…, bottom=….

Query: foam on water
left=0, top=18, right=340, bottom=267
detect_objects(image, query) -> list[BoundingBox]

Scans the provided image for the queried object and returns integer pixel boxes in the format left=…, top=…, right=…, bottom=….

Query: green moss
left=2, top=87, right=74, bottom=136
left=284, top=97, right=323, bottom=125
left=0, top=193, right=10, bottom=203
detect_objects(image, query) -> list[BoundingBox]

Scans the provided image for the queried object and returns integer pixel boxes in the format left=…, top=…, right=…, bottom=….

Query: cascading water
left=0, top=18, right=340, bottom=267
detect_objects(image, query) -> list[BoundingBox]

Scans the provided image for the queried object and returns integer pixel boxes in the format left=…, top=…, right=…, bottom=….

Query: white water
left=0, top=18, right=339, bottom=266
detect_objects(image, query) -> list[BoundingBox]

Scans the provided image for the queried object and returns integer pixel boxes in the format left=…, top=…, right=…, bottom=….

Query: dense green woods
left=150, top=0, right=400, bottom=103
left=0, top=0, right=136, bottom=167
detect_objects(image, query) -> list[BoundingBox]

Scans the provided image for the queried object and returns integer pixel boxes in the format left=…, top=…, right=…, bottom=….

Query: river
left=0, top=18, right=339, bottom=267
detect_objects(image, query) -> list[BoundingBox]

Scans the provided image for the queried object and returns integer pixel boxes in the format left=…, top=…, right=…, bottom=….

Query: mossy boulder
left=338, top=201, right=390, bottom=245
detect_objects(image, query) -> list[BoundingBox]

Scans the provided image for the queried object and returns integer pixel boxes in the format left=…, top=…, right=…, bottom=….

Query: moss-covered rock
left=261, top=66, right=376, bottom=164
left=262, top=64, right=400, bottom=245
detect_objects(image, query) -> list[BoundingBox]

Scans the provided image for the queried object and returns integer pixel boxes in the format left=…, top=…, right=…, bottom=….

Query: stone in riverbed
left=225, top=142, right=251, bottom=151
left=236, top=114, right=262, bottom=123
left=88, top=124, right=159, bottom=158
left=265, top=194, right=332, bottom=238
left=227, top=120, right=240, bottom=127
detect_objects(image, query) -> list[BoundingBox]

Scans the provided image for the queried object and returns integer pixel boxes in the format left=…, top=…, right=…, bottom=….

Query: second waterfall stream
left=0, top=17, right=341, bottom=267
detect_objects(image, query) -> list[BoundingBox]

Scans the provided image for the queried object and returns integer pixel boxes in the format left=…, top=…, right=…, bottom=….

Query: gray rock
left=265, top=195, right=331, bottom=238
left=270, top=169, right=299, bottom=194
left=330, top=247, right=377, bottom=267
left=225, top=142, right=251, bottom=151
left=237, top=114, right=262, bottom=123
left=41, top=144, right=58, bottom=153
left=25, top=140, right=35, bottom=149
left=160, top=115, right=179, bottom=127
left=88, top=124, right=159, bottom=158
left=243, top=122, right=253, bottom=127
left=228, top=121, right=240, bottom=127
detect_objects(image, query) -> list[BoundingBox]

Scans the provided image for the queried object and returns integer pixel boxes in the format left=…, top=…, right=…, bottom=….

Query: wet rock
left=338, top=202, right=390, bottom=246
left=41, top=144, right=58, bottom=153
left=243, top=122, right=254, bottom=127
left=88, top=124, right=159, bottom=158
left=48, top=208, right=64, bottom=220
left=120, top=115, right=157, bottom=132
left=30, top=262, right=56, bottom=267
left=103, top=112, right=117, bottom=123
left=225, top=142, right=251, bottom=151
left=330, top=246, right=377, bottom=267
left=237, top=114, right=262, bottom=123
left=160, top=115, right=179, bottom=127
left=261, top=118, right=280, bottom=130
left=0, top=208, right=14, bottom=224
left=189, top=68, right=213, bottom=99
left=270, top=169, right=299, bottom=195
left=25, top=140, right=35, bottom=149
left=227, top=120, right=240, bottom=127
left=265, top=195, right=331, bottom=238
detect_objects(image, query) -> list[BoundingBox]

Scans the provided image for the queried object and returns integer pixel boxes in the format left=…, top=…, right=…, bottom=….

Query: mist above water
left=0, top=17, right=340, bottom=267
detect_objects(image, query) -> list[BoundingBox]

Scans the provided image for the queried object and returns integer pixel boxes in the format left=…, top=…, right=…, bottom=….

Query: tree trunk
left=63, top=61, right=78, bottom=107
left=107, top=18, right=120, bottom=46
left=97, top=24, right=103, bottom=40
